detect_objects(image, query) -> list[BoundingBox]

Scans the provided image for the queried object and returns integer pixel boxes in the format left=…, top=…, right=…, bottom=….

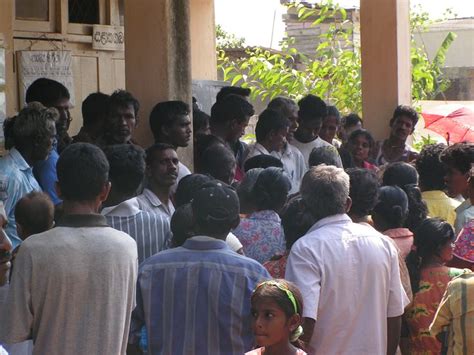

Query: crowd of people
left=0, top=78, right=472, bottom=355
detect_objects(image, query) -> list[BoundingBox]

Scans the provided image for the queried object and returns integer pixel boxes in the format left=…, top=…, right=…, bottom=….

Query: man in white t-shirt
left=291, top=95, right=342, bottom=169
left=285, top=165, right=409, bottom=355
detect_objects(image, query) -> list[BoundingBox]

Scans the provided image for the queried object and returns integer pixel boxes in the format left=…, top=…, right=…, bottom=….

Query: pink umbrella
left=422, top=106, right=474, bottom=144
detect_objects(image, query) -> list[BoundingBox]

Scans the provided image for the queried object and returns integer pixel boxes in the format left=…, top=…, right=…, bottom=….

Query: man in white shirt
left=291, top=95, right=342, bottom=169
left=267, top=97, right=306, bottom=194
left=137, top=143, right=178, bottom=219
left=285, top=165, right=409, bottom=355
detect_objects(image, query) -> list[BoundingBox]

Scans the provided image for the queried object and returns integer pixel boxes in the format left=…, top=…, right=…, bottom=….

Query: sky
left=214, top=0, right=474, bottom=49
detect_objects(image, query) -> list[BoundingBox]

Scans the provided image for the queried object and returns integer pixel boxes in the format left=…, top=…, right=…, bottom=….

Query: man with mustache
left=137, top=143, right=178, bottom=219
left=98, top=90, right=140, bottom=146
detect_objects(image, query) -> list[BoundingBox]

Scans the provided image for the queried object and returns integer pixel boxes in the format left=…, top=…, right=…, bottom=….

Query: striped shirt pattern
left=130, top=236, right=270, bottom=355
left=430, top=272, right=474, bottom=355
left=105, top=211, right=170, bottom=264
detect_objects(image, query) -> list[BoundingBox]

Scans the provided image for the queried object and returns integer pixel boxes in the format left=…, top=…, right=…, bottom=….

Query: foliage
left=410, top=7, right=456, bottom=102
left=217, top=1, right=455, bottom=115
left=216, top=24, right=246, bottom=49
left=412, top=134, right=439, bottom=152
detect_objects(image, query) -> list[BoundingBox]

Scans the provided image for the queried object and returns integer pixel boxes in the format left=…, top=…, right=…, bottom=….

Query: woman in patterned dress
left=404, top=218, right=471, bottom=354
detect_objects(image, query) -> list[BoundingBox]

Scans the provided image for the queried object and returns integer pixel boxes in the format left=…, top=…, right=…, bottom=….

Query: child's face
left=349, top=134, right=370, bottom=163
left=251, top=297, right=296, bottom=348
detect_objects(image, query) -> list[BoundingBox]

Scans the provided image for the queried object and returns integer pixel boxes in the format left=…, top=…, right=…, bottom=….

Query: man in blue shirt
left=0, top=103, right=56, bottom=248
left=129, top=181, right=270, bottom=355
left=26, top=78, right=72, bottom=206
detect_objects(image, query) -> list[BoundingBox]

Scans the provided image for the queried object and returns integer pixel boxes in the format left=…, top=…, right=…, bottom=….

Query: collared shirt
left=454, top=199, right=474, bottom=235
left=129, top=236, right=270, bottom=355
left=33, top=140, right=61, bottom=206
left=272, top=143, right=306, bottom=194
left=232, top=210, right=286, bottom=264
left=0, top=214, right=138, bottom=355
left=245, top=142, right=271, bottom=159
left=291, top=136, right=342, bottom=169
left=422, top=190, right=461, bottom=226
left=0, top=148, right=42, bottom=248
left=285, top=214, right=409, bottom=355
left=102, top=197, right=171, bottom=263
left=245, top=143, right=306, bottom=194
left=430, top=272, right=474, bottom=355
left=137, top=188, right=175, bottom=219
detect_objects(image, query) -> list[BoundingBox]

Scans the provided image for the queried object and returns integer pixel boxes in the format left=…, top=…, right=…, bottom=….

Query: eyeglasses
left=255, top=280, right=298, bottom=314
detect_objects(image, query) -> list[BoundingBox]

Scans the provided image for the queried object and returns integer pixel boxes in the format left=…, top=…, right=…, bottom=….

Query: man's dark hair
left=415, top=143, right=448, bottom=191
left=382, top=162, right=419, bottom=187
left=15, top=191, right=54, bottom=237
left=175, top=174, right=214, bottom=208
left=198, top=144, right=236, bottom=184
left=390, top=105, right=419, bottom=127
left=343, top=113, right=362, bottom=128
left=244, top=154, right=283, bottom=172
left=82, top=92, right=109, bottom=127
left=440, top=143, right=474, bottom=174
left=347, top=168, right=379, bottom=218
left=326, top=105, right=341, bottom=124
left=104, top=144, right=146, bottom=196
left=145, top=143, right=176, bottom=165
left=57, top=143, right=109, bottom=201
left=210, top=94, right=254, bottom=125
left=193, top=109, right=210, bottom=133
left=255, top=109, right=289, bottom=143
left=106, top=90, right=140, bottom=117
left=267, top=97, right=297, bottom=118
left=297, top=94, right=327, bottom=123
left=25, top=78, right=70, bottom=106
left=216, top=86, right=251, bottom=102
left=194, top=134, right=226, bottom=172
left=149, top=101, right=190, bottom=140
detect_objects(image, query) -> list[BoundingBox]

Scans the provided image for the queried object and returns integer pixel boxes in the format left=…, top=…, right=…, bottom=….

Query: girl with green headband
left=247, top=279, right=307, bottom=355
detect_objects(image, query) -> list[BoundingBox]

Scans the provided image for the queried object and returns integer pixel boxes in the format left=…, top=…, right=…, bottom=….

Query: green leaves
left=217, top=2, right=454, bottom=115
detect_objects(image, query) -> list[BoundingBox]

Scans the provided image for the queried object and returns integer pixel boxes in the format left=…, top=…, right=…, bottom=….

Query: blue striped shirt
left=102, top=197, right=171, bottom=264
left=130, top=236, right=270, bottom=355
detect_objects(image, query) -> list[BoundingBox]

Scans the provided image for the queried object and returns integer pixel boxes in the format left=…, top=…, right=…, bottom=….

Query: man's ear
left=345, top=196, right=352, bottom=213
left=99, top=182, right=112, bottom=203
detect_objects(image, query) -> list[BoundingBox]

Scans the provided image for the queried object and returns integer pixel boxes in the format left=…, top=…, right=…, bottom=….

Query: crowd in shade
left=0, top=79, right=473, bottom=355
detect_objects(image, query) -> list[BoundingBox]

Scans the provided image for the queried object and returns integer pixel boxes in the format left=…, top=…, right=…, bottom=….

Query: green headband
left=255, top=280, right=298, bottom=314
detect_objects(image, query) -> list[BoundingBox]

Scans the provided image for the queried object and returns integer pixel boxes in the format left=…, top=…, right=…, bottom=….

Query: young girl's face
left=349, top=134, right=370, bottom=163
left=251, top=297, right=296, bottom=348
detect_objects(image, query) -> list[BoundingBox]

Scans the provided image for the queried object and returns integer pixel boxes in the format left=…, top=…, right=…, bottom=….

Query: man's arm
left=300, top=317, right=316, bottom=345
left=387, top=316, right=401, bottom=355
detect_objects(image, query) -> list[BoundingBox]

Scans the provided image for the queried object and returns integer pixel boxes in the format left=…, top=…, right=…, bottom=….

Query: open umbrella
left=422, top=105, right=474, bottom=144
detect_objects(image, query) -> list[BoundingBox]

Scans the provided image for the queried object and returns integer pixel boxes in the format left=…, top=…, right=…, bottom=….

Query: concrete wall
left=413, top=19, right=474, bottom=68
